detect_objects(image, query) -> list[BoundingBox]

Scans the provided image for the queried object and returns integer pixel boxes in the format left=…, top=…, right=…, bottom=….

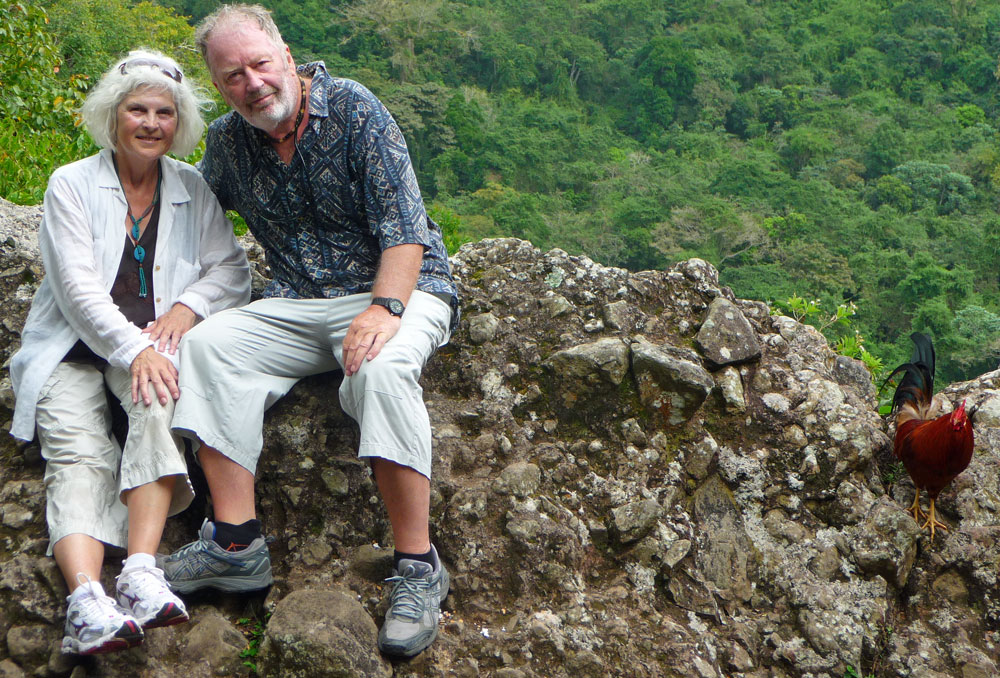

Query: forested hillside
left=4, top=0, right=1000, bottom=382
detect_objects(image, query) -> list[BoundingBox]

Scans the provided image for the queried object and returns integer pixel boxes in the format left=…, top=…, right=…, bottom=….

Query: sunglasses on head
left=118, top=58, right=183, bottom=83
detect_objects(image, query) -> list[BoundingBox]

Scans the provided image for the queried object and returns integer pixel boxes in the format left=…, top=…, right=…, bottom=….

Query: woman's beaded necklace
left=112, top=153, right=160, bottom=299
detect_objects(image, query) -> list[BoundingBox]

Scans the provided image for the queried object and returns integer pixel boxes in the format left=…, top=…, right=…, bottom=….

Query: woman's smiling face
left=115, top=87, right=177, bottom=163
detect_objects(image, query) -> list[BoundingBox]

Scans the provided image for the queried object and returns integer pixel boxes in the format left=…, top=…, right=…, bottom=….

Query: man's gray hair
left=194, top=4, right=285, bottom=59
left=80, top=49, right=209, bottom=158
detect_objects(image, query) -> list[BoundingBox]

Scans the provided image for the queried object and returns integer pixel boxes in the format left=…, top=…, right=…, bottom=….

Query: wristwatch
left=371, top=296, right=405, bottom=317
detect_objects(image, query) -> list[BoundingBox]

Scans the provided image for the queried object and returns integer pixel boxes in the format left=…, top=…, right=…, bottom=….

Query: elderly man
left=160, top=3, right=458, bottom=658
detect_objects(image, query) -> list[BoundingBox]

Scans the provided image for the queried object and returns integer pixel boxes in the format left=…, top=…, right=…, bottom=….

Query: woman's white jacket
left=10, top=149, right=251, bottom=440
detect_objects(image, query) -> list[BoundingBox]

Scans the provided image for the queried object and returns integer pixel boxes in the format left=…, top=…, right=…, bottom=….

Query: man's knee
left=352, top=350, right=421, bottom=389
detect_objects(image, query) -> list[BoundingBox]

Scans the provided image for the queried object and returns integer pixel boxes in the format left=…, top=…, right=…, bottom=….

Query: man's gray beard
left=246, top=82, right=296, bottom=133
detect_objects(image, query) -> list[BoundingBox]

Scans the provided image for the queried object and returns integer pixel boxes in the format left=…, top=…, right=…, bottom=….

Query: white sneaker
left=62, top=574, right=143, bottom=655
left=116, top=566, right=189, bottom=629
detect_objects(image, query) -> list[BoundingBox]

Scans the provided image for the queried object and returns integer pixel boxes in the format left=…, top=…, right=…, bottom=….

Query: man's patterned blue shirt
left=200, top=62, right=458, bottom=321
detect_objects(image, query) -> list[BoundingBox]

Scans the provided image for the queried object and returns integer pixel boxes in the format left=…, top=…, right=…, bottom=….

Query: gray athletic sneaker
left=377, top=545, right=450, bottom=657
left=158, top=520, right=273, bottom=594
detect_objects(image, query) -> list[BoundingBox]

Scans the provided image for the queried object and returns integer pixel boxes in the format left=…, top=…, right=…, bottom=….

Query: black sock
left=394, top=548, right=435, bottom=571
left=213, top=519, right=262, bottom=552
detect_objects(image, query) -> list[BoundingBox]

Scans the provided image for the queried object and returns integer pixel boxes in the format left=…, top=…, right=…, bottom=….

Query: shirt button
left=156, top=297, right=162, bottom=303
left=155, top=265, right=161, bottom=271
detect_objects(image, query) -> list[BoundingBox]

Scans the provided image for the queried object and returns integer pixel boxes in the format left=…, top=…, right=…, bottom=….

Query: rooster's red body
left=887, top=333, right=974, bottom=541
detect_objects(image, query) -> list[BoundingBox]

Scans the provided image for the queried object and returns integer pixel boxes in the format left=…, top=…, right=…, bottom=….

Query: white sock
left=121, top=553, right=156, bottom=572
left=69, top=577, right=105, bottom=603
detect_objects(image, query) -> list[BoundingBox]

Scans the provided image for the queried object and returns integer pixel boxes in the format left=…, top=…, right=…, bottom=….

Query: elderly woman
left=9, top=50, right=250, bottom=655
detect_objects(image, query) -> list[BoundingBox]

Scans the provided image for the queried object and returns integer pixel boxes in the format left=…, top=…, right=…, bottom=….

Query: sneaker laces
left=384, top=565, right=431, bottom=621
left=117, top=566, right=171, bottom=597
left=169, top=537, right=246, bottom=566
left=72, top=574, right=120, bottom=619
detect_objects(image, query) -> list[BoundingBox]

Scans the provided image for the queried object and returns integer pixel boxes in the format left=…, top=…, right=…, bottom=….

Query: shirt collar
left=96, top=148, right=190, bottom=205
left=298, top=61, right=330, bottom=120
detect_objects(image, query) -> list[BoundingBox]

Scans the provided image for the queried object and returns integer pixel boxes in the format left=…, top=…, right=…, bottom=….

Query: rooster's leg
left=920, top=497, right=949, bottom=542
left=907, top=491, right=925, bottom=522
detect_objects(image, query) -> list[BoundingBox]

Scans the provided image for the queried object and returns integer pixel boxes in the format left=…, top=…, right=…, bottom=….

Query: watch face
left=388, top=299, right=405, bottom=315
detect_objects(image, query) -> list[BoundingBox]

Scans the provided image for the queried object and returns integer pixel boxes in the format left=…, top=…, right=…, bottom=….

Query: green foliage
left=427, top=201, right=469, bottom=254
left=236, top=611, right=270, bottom=674
left=9, top=0, right=1000, bottom=390
left=0, top=2, right=92, bottom=203
left=955, top=103, right=986, bottom=127
left=775, top=295, right=883, bottom=382
left=0, top=2, right=88, bottom=129
left=893, top=161, right=976, bottom=215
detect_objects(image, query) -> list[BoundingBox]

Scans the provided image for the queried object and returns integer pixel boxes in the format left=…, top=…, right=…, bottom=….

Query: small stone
left=468, top=312, right=500, bottom=345
left=621, top=418, right=647, bottom=446
left=350, top=544, right=393, bottom=581
left=603, top=300, right=633, bottom=331
left=762, top=393, right=790, bottom=414
left=321, top=469, right=350, bottom=497
left=301, top=539, right=333, bottom=567
left=182, top=611, right=247, bottom=671
left=1, top=504, right=33, bottom=529
left=495, top=462, right=541, bottom=498
left=258, top=589, right=391, bottom=678
left=6, top=624, right=50, bottom=666
left=0, top=659, right=25, bottom=678
left=611, top=499, right=661, bottom=543
left=539, top=294, right=574, bottom=317
left=695, top=297, right=761, bottom=367
left=714, top=367, right=746, bottom=412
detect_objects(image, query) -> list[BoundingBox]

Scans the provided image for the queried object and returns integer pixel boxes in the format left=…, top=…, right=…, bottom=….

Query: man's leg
left=333, top=292, right=453, bottom=657
left=164, top=299, right=338, bottom=592
left=372, top=459, right=430, bottom=554
left=199, top=445, right=257, bottom=524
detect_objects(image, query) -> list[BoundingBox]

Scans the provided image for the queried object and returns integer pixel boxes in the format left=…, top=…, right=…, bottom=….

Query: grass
left=236, top=611, right=271, bottom=674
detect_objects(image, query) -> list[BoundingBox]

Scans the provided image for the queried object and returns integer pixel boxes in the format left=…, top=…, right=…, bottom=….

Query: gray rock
left=181, top=611, right=247, bottom=672
left=46, top=638, right=76, bottom=677
left=6, top=624, right=51, bottom=666
left=850, top=496, right=921, bottom=588
left=258, top=589, right=391, bottom=678
left=539, top=293, right=574, bottom=317
left=468, top=312, right=500, bottom=345
left=0, top=659, right=25, bottom=678
left=691, top=475, right=753, bottom=603
left=1, top=503, right=33, bottom=529
left=714, top=366, right=747, bottom=412
left=321, top=468, right=350, bottom=496
left=695, top=297, right=762, bottom=368
left=545, top=337, right=629, bottom=388
left=0, top=200, right=997, bottom=678
left=683, top=434, right=719, bottom=481
left=349, top=545, right=393, bottom=582
left=494, top=462, right=541, bottom=498
left=630, top=338, right=714, bottom=425
left=611, top=499, right=660, bottom=543
left=831, top=355, right=874, bottom=399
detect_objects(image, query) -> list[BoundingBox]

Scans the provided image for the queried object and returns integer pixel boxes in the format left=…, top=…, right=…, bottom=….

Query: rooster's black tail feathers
left=883, top=332, right=935, bottom=414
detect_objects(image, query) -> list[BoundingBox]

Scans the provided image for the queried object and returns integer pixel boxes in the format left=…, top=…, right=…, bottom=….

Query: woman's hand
left=130, top=346, right=179, bottom=406
left=141, top=302, right=197, bottom=354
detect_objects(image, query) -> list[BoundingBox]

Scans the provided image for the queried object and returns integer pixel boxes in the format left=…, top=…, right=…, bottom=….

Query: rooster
left=885, top=333, right=974, bottom=541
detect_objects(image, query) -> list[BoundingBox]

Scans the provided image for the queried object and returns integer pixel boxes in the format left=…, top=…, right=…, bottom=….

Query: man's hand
left=141, top=303, right=197, bottom=354
left=130, top=346, right=179, bottom=406
left=342, top=304, right=401, bottom=376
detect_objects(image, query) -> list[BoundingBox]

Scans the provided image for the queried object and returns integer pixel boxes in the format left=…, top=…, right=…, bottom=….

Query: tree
left=624, top=35, right=695, bottom=140
left=781, top=127, right=833, bottom=173
left=893, top=161, right=975, bottom=214
left=0, top=2, right=90, bottom=204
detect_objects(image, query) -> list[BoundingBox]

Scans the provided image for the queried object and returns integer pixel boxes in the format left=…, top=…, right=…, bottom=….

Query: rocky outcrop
left=1, top=197, right=999, bottom=677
